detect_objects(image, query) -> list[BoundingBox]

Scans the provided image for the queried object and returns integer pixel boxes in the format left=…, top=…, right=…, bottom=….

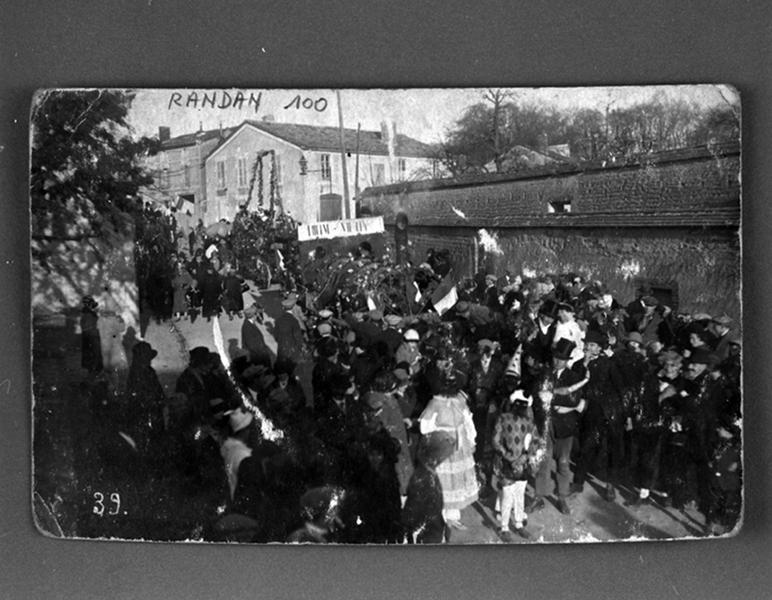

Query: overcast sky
left=127, top=85, right=738, bottom=145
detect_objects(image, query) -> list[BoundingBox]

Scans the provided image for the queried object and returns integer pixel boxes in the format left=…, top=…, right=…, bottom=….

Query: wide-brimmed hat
left=585, top=330, right=608, bottom=348
left=552, top=339, right=576, bottom=361
left=538, top=298, right=559, bottom=319
left=131, top=341, right=158, bottom=361
left=393, top=367, right=410, bottom=383
left=82, top=295, right=99, bottom=310
left=641, top=295, right=659, bottom=307
left=318, top=309, right=334, bottom=319
left=189, top=346, right=211, bottom=368
left=712, top=314, right=733, bottom=327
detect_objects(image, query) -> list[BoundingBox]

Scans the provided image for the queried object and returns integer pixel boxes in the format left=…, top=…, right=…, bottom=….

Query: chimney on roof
left=219, top=121, right=223, bottom=139
left=199, top=121, right=203, bottom=132
left=262, top=114, right=275, bottom=122
left=380, top=121, right=390, bottom=143
left=158, top=126, right=170, bottom=142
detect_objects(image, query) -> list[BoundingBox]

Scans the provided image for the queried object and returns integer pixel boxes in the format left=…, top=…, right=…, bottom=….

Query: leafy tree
left=441, top=102, right=497, bottom=175
left=441, top=91, right=738, bottom=173
left=31, top=89, right=157, bottom=242
left=690, top=105, right=740, bottom=146
left=31, top=90, right=169, bottom=316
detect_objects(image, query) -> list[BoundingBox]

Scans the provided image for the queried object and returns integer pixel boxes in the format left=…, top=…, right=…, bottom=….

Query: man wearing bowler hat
left=570, top=330, right=626, bottom=502
left=274, top=293, right=307, bottom=375
left=531, top=339, right=589, bottom=515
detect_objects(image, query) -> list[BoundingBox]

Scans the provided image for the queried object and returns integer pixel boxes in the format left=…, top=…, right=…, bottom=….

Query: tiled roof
left=243, top=120, right=435, bottom=158
left=161, top=127, right=234, bottom=150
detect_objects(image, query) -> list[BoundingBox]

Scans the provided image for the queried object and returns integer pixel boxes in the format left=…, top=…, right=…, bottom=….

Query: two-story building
left=143, top=124, right=236, bottom=226
left=202, top=119, right=439, bottom=225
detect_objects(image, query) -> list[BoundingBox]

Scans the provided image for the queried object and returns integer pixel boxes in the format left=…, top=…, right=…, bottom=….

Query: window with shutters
left=237, top=157, right=248, bottom=188
left=320, top=154, right=331, bottom=180
left=216, top=160, right=226, bottom=190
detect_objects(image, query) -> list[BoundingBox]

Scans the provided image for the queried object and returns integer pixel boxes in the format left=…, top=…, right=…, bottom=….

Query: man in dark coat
left=172, top=346, right=214, bottom=477
left=402, top=431, right=455, bottom=543
left=274, top=294, right=307, bottom=375
left=681, top=349, right=720, bottom=518
left=380, top=314, right=404, bottom=358
left=199, top=264, right=223, bottom=320
left=312, top=338, right=347, bottom=410
left=531, top=339, right=588, bottom=515
left=123, top=341, right=165, bottom=456
left=570, top=330, right=626, bottom=501
left=241, top=303, right=274, bottom=368
left=344, top=309, right=384, bottom=349
left=529, top=298, right=558, bottom=365
left=80, top=295, right=103, bottom=374
left=467, top=339, right=504, bottom=473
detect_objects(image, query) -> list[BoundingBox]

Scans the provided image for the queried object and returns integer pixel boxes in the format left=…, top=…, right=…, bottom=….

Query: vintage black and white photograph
left=31, top=86, right=741, bottom=544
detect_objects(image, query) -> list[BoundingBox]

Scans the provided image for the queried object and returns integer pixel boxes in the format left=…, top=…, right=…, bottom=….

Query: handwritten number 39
left=93, top=492, right=122, bottom=516
left=283, top=95, right=327, bottom=112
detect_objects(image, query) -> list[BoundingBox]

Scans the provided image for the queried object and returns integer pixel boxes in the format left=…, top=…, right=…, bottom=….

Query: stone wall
left=398, top=224, right=740, bottom=322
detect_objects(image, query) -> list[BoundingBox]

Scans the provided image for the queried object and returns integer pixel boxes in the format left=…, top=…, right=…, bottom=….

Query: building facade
left=142, top=125, right=236, bottom=227
left=202, top=120, right=438, bottom=225
left=360, top=143, right=741, bottom=321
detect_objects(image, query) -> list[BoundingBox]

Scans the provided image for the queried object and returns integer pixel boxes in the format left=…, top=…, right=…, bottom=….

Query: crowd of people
left=136, top=204, right=299, bottom=326
left=80, top=236, right=743, bottom=543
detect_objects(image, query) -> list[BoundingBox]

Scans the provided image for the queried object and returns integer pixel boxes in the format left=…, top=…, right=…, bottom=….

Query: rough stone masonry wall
left=400, top=225, right=740, bottom=323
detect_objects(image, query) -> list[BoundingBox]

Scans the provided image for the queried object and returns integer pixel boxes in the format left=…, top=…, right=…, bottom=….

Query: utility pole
left=354, top=122, right=361, bottom=203
left=336, top=90, right=351, bottom=219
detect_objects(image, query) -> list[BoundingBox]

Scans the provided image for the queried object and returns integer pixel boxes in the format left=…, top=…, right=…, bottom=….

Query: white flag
left=433, top=285, right=458, bottom=316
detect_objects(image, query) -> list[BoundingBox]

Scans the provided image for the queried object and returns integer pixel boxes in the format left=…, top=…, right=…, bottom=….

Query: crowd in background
left=78, top=233, right=742, bottom=543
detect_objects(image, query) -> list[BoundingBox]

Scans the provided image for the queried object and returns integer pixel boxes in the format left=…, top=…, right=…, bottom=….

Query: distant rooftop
left=240, top=120, right=436, bottom=158
left=160, top=126, right=235, bottom=150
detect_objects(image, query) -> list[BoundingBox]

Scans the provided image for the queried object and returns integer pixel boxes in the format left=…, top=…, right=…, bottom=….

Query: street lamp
left=298, top=154, right=332, bottom=193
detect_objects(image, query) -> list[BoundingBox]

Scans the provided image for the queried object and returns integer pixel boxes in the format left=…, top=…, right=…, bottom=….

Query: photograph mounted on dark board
left=30, top=86, right=742, bottom=544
